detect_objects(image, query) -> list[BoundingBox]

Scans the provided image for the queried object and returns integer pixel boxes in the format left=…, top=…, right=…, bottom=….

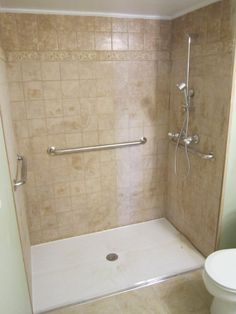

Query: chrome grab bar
left=14, top=154, right=27, bottom=190
left=47, top=137, right=147, bottom=156
left=170, top=139, right=215, bottom=160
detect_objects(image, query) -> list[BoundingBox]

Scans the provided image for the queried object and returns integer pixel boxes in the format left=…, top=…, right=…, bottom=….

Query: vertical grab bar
left=14, top=154, right=27, bottom=190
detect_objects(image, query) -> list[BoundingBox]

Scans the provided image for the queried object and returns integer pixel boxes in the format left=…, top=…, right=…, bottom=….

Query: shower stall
left=0, top=0, right=235, bottom=313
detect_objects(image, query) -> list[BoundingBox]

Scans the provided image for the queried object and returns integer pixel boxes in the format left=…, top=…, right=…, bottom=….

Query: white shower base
left=31, top=218, right=204, bottom=313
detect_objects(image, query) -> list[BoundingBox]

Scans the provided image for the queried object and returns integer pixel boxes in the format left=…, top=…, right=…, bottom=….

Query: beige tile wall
left=0, top=14, right=171, bottom=244
left=167, top=0, right=235, bottom=256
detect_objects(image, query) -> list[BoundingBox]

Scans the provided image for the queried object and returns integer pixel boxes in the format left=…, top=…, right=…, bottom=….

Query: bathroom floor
left=32, top=218, right=204, bottom=313
left=45, top=269, right=211, bottom=314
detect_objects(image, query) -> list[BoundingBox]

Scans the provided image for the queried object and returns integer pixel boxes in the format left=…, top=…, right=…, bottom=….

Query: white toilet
left=203, top=249, right=236, bottom=314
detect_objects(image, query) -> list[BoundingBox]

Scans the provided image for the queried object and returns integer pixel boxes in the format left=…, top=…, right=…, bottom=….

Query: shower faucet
left=168, top=132, right=199, bottom=146
left=168, top=132, right=180, bottom=141
left=183, top=134, right=199, bottom=145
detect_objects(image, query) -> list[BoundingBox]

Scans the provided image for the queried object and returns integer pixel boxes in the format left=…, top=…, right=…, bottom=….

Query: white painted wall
left=0, top=47, right=32, bottom=291
left=0, top=111, right=32, bottom=314
left=219, top=44, right=236, bottom=248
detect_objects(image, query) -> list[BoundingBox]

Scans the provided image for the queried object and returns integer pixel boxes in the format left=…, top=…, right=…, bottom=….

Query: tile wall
left=167, top=0, right=235, bottom=255
left=0, top=14, right=171, bottom=244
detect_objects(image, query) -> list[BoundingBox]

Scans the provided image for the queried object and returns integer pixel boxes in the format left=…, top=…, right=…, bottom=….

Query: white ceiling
left=0, top=0, right=220, bottom=19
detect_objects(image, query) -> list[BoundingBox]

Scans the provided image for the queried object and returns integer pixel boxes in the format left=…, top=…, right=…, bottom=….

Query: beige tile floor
left=45, top=269, right=212, bottom=314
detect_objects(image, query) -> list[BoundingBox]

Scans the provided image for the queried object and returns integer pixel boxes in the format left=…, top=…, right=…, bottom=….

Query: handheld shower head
left=177, top=82, right=187, bottom=91
left=177, top=82, right=188, bottom=107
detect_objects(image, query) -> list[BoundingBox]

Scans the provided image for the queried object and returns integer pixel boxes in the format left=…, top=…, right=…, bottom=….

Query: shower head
left=176, top=82, right=187, bottom=91
left=177, top=82, right=188, bottom=107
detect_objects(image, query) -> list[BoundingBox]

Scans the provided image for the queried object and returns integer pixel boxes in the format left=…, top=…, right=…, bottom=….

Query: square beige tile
left=95, top=32, right=112, bottom=50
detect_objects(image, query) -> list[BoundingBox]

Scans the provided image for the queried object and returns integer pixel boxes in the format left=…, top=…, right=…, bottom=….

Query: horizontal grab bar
left=170, top=139, right=215, bottom=160
left=47, top=137, right=147, bottom=156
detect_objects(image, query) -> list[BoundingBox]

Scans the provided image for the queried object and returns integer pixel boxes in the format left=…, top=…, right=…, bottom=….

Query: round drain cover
left=106, top=253, right=118, bottom=261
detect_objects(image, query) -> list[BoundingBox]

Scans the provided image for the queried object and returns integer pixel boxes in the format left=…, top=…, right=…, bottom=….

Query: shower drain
left=106, top=253, right=118, bottom=261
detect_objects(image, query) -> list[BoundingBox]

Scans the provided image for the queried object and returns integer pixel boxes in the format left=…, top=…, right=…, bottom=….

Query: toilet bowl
left=203, top=249, right=236, bottom=314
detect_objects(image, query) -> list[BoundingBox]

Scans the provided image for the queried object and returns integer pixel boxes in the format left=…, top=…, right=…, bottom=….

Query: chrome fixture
left=168, top=32, right=214, bottom=176
left=176, top=80, right=191, bottom=108
left=183, top=135, right=199, bottom=145
left=14, top=154, right=27, bottom=190
left=168, top=132, right=199, bottom=146
left=47, top=137, right=147, bottom=156
left=168, top=132, right=180, bottom=141
left=176, top=82, right=187, bottom=91
left=176, top=82, right=194, bottom=110
left=177, top=82, right=189, bottom=109
left=169, top=139, right=214, bottom=160
left=168, top=33, right=201, bottom=178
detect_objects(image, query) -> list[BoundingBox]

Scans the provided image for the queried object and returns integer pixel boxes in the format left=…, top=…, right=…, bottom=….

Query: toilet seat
left=204, top=269, right=236, bottom=294
left=205, top=249, right=236, bottom=291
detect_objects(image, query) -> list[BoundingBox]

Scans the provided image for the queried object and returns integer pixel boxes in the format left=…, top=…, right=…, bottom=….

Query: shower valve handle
left=183, top=135, right=200, bottom=145
left=168, top=132, right=180, bottom=140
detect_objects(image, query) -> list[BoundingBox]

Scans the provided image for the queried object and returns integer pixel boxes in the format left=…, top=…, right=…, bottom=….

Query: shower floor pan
left=31, top=218, right=204, bottom=313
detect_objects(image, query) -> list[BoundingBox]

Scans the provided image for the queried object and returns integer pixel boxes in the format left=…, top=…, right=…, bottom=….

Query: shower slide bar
left=47, top=137, right=147, bottom=156
left=170, top=139, right=214, bottom=160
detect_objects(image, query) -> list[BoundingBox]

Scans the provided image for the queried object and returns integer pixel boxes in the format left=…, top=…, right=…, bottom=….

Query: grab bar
left=47, top=137, right=147, bottom=156
left=14, top=154, right=27, bottom=190
left=170, top=139, right=215, bottom=160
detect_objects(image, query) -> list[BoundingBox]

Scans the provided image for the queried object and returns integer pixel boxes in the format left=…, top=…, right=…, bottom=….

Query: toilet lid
left=205, top=249, right=236, bottom=291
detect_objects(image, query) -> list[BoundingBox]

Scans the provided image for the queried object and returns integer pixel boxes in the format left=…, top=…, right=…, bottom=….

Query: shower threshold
left=31, top=218, right=204, bottom=313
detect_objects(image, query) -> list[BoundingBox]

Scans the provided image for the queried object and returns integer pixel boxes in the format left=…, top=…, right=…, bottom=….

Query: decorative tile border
left=7, top=50, right=170, bottom=62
